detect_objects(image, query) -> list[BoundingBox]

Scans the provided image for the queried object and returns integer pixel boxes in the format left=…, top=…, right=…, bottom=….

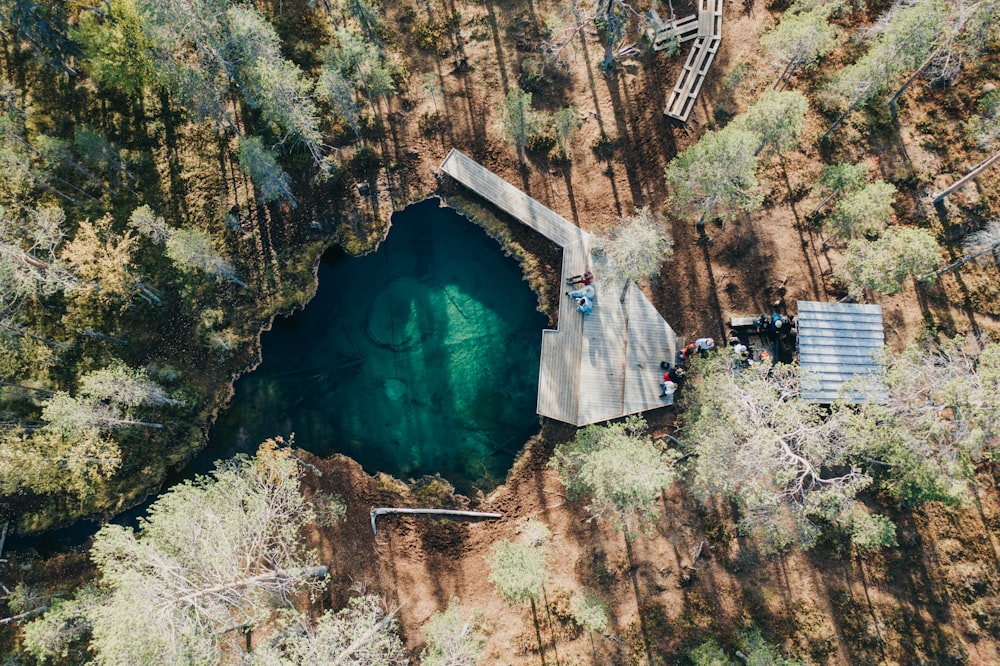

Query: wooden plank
left=623, top=284, right=678, bottom=416
left=697, top=0, right=712, bottom=38
left=652, top=17, right=699, bottom=50
left=577, top=282, right=628, bottom=425
left=440, top=149, right=589, bottom=248
left=797, top=300, right=883, bottom=315
left=798, top=316, right=884, bottom=329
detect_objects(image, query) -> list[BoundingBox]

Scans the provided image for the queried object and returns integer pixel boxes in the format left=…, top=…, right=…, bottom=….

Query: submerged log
left=370, top=507, right=502, bottom=536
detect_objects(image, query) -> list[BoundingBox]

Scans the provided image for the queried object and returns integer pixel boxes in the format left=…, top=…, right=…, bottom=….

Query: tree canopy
left=551, top=415, right=680, bottom=538
left=681, top=357, right=894, bottom=551
left=665, top=125, right=763, bottom=226
left=23, top=441, right=327, bottom=664
left=593, top=207, right=673, bottom=288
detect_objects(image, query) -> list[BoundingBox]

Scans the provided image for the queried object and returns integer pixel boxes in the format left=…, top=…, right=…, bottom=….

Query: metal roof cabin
left=796, top=300, right=886, bottom=404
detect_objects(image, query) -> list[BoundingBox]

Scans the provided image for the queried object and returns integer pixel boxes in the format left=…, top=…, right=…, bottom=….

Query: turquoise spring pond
left=209, top=199, right=546, bottom=493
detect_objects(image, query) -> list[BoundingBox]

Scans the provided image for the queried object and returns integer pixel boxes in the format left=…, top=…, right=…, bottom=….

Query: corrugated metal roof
left=796, top=300, right=886, bottom=403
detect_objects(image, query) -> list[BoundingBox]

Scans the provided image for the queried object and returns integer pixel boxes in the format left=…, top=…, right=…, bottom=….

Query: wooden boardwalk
left=440, top=149, right=678, bottom=426
left=664, top=0, right=723, bottom=122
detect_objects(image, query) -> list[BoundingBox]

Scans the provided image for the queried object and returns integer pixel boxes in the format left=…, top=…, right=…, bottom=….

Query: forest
left=0, top=0, right=998, bottom=663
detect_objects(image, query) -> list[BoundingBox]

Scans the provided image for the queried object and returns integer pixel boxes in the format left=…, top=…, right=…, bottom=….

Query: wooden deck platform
left=440, top=149, right=678, bottom=426
left=664, top=0, right=723, bottom=122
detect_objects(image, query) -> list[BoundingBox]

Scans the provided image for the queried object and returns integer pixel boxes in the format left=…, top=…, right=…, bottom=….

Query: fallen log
left=932, top=150, right=1000, bottom=204
left=370, top=507, right=502, bottom=536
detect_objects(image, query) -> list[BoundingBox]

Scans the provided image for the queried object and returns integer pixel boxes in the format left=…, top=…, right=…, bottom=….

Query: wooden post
left=370, top=507, right=503, bottom=536
left=932, top=151, right=1000, bottom=204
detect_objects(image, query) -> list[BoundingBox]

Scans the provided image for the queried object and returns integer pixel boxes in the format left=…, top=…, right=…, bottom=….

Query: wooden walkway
left=440, top=149, right=678, bottom=426
left=664, top=0, right=723, bottom=122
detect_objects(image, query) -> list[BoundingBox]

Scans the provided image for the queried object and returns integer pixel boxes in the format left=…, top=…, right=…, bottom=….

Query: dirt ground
left=304, top=0, right=1000, bottom=662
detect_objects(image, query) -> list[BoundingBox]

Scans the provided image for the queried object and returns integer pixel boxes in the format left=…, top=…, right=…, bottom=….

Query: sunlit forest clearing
left=0, top=0, right=999, bottom=663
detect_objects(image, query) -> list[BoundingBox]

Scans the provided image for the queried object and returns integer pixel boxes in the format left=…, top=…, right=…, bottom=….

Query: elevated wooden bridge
left=662, top=0, right=723, bottom=122
left=439, top=149, right=678, bottom=427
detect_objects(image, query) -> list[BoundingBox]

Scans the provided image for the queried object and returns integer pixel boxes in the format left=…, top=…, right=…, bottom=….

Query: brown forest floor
left=291, top=0, right=1000, bottom=663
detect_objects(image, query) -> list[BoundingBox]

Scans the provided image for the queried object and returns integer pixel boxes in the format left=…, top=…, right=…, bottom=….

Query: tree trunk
left=370, top=507, right=502, bottom=535
left=932, top=150, right=1000, bottom=204
left=822, top=98, right=862, bottom=142
left=0, top=607, right=47, bottom=626
left=530, top=597, right=547, bottom=665
left=888, top=48, right=940, bottom=111
left=111, top=418, right=165, bottom=429
left=925, top=241, right=1000, bottom=279
left=172, top=566, right=328, bottom=606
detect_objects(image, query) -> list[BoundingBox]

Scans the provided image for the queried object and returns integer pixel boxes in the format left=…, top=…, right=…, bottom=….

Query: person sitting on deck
left=575, top=296, right=593, bottom=314
left=661, top=379, right=677, bottom=398
left=566, top=270, right=594, bottom=286
left=566, top=284, right=596, bottom=300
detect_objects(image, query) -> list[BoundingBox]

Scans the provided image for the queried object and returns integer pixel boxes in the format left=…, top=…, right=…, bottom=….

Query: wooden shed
left=796, top=300, right=886, bottom=403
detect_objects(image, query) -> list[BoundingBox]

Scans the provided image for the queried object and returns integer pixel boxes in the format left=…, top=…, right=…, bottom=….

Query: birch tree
left=761, top=4, right=838, bottom=89
left=419, top=597, right=488, bottom=666
left=0, top=427, right=120, bottom=497
left=965, top=90, right=1000, bottom=151
left=851, top=336, right=1000, bottom=503
left=500, top=88, right=542, bottom=166
left=488, top=522, right=551, bottom=660
left=224, top=6, right=322, bottom=160
left=42, top=362, right=177, bottom=435
left=23, top=441, right=326, bottom=665
left=166, top=227, right=248, bottom=288
left=593, top=207, right=673, bottom=289
left=824, top=180, right=897, bottom=240
left=238, top=136, right=295, bottom=206
left=824, top=0, right=946, bottom=138
left=246, top=595, right=408, bottom=666
left=732, top=90, right=808, bottom=157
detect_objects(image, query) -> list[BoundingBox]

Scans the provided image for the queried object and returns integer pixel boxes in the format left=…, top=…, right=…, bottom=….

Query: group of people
left=565, top=270, right=595, bottom=314
left=757, top=312, right=792, bottom=341
left=662, top=336, right=715, bottom=397
left=660, top=362, right=685, bottom=398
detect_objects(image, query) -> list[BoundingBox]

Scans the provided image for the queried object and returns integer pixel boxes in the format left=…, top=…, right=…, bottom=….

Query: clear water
left=210, top=199, right=545, bottom=493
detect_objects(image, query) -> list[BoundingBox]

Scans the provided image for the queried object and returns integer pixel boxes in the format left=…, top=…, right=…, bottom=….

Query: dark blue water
left=208, top=199, right=545, bottom=493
